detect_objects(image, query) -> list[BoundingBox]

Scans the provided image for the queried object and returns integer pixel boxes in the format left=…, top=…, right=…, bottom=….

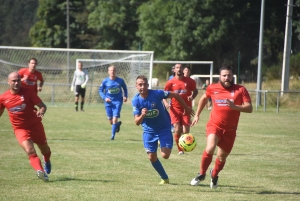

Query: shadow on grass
left=258, top=191, right=300, bottom=195
left=53, top=177, right=115, bottom=183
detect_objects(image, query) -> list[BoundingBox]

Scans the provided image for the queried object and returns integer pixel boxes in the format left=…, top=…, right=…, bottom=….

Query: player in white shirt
left=71, top=62, right=89, bottom=112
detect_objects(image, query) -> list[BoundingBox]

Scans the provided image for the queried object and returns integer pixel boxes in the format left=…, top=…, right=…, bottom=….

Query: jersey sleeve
left=122, top=79, right=128, bottom=98
left=131, top=96, right=141, bottom=116
left=37, top=71, right=44, bottom=82
left=83, top=70, right=89, bottom=85
left=189, top=78, right=197, bottom=91
left=206, top=85, right=212, bottom=98
left=98, top=80, right=106, bottom=100
left=164, top=80, right=172, bottom=91
left=241, top=87, right=251, bottom=103
left=71, top=71, right=76, bottom=87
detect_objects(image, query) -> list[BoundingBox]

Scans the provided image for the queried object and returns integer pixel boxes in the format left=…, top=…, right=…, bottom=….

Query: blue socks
left=151, top=159, right=168, bottom=179
left=111, top=124, right=117, bottom=138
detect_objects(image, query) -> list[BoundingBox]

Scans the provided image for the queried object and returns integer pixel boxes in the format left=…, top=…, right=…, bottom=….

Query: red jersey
left=165, top=76, right=196, bottom=109
left=18, top=68, right=44, bottom=94
left=206, top=83, right=251, bottom=130
left=0, top=88, right=43, bottom=129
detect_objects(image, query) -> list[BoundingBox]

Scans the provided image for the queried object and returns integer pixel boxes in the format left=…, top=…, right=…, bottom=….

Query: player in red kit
left=18, top=58, right=44, bottom=94
left=164, top=64, right=198, bottom=155
left=0, top=72, right=51, bottom=182
left=190, top=65, right=252, bottom=189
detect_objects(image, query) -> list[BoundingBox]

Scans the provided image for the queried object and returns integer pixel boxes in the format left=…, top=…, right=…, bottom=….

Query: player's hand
left=70, top=86, right=74, bottom=92
left=38, top=87, right=42, bottom=92
left=187, top=95, right=193, bottom=101
left=105, top=98, right=111, bottom=102
left=184, top=107, right=195, bottom=117
left=81, top=84, right=86, bottom=88
left=141, top=108, right=148, bottom=116
left=191, top=116, right=199, bottom=127
left=36, top=111, right=44, bottom=118
left=226, top=99, right=236, bottom=109
left=123, top=97, right=127, bottom=102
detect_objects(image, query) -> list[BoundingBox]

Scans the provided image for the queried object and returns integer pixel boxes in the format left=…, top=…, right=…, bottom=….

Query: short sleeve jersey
left=72, top=69, right=89, bottom=86
left=206, top=83, right=251, bottom=130
left=18, top=68, right=44, bottom=94
left=132, top=90, right=171, bottom=134
left=0, top=88, right=43, bottom=129
left=99, top=77, right=128, bottom=102
left=164, top=76, right=196, bottom=109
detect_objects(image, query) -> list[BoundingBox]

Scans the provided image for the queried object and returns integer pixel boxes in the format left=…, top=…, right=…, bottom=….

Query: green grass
left=0, top=105, right=299, bottom=201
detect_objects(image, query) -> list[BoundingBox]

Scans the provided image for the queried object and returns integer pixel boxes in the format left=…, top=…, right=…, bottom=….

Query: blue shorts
left=105, top=101, right=123, bottom=119
left=143, top=130, right=173, bottom=153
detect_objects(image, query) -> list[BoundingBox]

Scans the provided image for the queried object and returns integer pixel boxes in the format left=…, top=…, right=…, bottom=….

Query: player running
left=164, top=63, right=198, bottom=155
left=99, top=66, right=128, bottom=140
left=190, top=65, right=252, bottom=189
left=0, top=72, right=52, bottom=182
left=132, top=75, right=194, bottom=184
left=18, top=57, right=44, bottom=94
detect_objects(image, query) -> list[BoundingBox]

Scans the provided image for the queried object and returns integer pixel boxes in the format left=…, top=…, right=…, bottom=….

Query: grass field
left=0, top=104, right=299, bottom=201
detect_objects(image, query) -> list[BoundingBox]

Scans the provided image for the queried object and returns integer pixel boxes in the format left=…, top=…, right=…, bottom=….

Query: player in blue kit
left=132, top=75, right=194, bottom=184
left=99, top=66, right=128, bottom=140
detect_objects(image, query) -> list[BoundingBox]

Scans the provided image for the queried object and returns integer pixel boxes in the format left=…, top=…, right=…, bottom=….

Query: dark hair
left=28, top=57, right=38, bottom=63
left=219, top=65, right=233, bottom=74
left=136, top=75, right=148, bottom=82
left=183, top=66, right=191, bottom=70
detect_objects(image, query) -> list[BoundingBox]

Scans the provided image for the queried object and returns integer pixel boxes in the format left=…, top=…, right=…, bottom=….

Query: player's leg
left=158, top=130, right=173, bottom=159
left=74, top=85, right=80, bottom=112
left=113, top=101, right=123, bottom=133
left=144, top=132, right=169, bottom=184
left=182, top=114, right=191, bottom=134
left=105, top=104, right=114, bottom=139
left=210, top=130, right=236, bottom=189
left=191, top=126, right=220, bottom=186
left=80, top=88, right=86, bottom=111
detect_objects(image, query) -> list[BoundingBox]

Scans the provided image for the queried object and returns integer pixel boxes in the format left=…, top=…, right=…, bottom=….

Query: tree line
left=1, top=0, right=300, bottom=81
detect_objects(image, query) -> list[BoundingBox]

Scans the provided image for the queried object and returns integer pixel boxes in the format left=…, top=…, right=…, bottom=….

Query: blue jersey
left=99, top=77, right=128, bottom=103
left=132, top=90, right=171, bottom=134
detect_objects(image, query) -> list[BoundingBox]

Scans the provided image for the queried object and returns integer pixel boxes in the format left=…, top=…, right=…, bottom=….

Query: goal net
left=0, top=46, right=154, bottom=107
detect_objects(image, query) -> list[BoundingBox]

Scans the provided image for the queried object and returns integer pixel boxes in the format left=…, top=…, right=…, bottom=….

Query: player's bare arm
left=38, top=80, right=44, bottom=92
left=0, top=108, right=4, bottom=117
left=134, top=108, right=147, bottom=125
left=168, top=92, right=195, bottom=116
left=191, top=93, right=208, bottom=126
left=226, top=99, right=253, bottom=113
left=36, top=102, right=47, bottom=117
left=162, top=99, right=170, bottom=109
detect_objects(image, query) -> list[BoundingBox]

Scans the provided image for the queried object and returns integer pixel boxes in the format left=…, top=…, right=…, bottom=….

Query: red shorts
left=169, top=107, right=191, bottom=126
left=14, top=122, right=47, bottom=145
left=206, top=123, right=236, bottom=153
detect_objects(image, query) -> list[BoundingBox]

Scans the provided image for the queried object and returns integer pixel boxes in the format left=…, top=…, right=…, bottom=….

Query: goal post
left=0, top=46, right=154, bottom=107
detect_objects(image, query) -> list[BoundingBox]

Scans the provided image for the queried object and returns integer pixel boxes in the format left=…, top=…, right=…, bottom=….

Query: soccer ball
left=178, top=134, right=197, bottom=152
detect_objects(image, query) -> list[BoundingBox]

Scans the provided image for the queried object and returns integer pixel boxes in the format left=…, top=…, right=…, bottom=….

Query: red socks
left=28, top=154, right=43, bottom=171
left=212, top=158, right=225, bottom=178
left=200, top=151, right=213, bottom=175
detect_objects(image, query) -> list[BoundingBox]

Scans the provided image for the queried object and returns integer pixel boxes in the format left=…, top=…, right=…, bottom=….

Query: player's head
left=219, top=65, right=234, bottom=88
left=135, top=75, right=149, bottom=96
left=205, top=79, right=210, bottom=85
left=108, top=65, right=116, bottom=77
left=78, top=62, right=83, bottom=70
left=28, top=58, right=38, bottom=72
left=8, top=72, right=21, bottom=93
left=174, top=63, right=183, bottom=77
left=183, top=66, right=191, bottom=78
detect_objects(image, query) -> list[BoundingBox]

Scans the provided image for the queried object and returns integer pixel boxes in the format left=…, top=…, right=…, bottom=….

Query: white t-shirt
left=72, top=69, right=89, bottom=86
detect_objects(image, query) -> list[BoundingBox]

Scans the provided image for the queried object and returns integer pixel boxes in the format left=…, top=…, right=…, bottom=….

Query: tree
left=87, top=0, right=147, bottom=50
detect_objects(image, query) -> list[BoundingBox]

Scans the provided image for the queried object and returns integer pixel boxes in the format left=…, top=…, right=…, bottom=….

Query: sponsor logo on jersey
left=215, top=99, right=228, bottom=107
left=9, top=103, right=26, bottom=113
left=174, top=89, right=187, bottom=95
left=145, top=109, right=159, bottom=118
left=108, top=88, right=120, bottom=94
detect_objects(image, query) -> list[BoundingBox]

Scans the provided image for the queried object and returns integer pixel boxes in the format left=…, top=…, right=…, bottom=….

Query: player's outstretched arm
left=168, top=92, right=194, bottom=116
left=191, top=93, right=208, bottom=126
